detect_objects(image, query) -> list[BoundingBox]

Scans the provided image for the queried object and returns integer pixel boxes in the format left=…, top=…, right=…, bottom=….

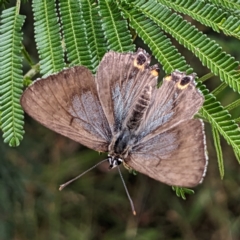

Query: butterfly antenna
left=117, top=165, right=136, bottom=216
left=59, top=159, right=108, bottom=191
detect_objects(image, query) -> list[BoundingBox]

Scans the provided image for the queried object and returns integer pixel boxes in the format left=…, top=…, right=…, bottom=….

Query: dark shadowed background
left=1, top=2, right=240, bottom=240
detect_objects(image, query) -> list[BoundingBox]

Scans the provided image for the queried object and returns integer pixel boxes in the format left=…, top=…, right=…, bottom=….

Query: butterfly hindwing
left=21, top=66, right=110, bottom=152
left=127, top=119, right=207, bottom=187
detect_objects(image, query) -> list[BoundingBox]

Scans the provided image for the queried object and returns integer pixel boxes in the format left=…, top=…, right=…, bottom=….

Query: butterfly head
left=108, top=155, right=123, bottom=169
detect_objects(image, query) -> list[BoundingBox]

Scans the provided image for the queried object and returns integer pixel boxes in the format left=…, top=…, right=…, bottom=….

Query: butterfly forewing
left=21, top=66, right=110, bottom=152
left=127, top=119, right=207, bottom=187
left=95, top=49, right=158, bottom=133
left=139, top=71, right=204, bottom=141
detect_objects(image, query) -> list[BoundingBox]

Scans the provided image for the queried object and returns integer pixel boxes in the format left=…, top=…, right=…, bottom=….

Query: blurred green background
left=1, top=2, right=240, bottom=240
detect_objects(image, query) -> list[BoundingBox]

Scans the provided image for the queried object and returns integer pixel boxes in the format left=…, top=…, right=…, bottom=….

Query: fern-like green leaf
left=122, top=6, right=192, bottom=73
left=59, top=0, right=92, bottom=68
left=128, top=0, right=240, bottom=93
left=0, top=0, right=10, bottom=8
left=209, top=0, right=240, bottom=11
left=158, top=0, right=240, bottom=39
left=32, top=0, right=64, bottom=75
left=81, top=0, right=107, bottom=71
left=212, top=126, right=224, bottom=179
left=225, top=98, right=240, bottom=111
left=211, top=82, right=228, bottom=96
left=172, top=186, right=194, bottom=200
left=218, top=15, right=240, bottom=39
left=99, top=0, right=134, bottom=52
left=0, top=7, right=25, bottom=146
left=198, top=84, right=240, bottom=162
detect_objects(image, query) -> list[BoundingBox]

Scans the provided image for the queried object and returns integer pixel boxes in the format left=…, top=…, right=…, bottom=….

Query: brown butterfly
left=21, top=48, right=208, bottom=189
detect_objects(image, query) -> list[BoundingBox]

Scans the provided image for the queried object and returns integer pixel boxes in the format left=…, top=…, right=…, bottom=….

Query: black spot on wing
left=136, top=53, right=147, bottom=65
left=180, top=76, right=191, bottom=86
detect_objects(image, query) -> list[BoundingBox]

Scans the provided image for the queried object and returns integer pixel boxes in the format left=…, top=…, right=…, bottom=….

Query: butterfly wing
left=95, top=49, right=159, bottom=133
left=21, top=66, right=111, bottom=152
left=127, top=119, right=208, bottom=187
left=138, top=71, right=204, bottom=141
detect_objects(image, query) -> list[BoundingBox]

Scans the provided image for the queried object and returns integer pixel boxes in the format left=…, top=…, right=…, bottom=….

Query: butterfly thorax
left=108, top=129, right=134, bottom=168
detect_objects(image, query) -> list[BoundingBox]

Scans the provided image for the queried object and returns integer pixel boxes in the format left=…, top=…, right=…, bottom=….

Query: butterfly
left=21, top=48, right=208, bottom=188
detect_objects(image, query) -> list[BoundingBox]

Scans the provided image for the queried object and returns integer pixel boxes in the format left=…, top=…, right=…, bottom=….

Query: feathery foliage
left=209, top=0, right=240, bottom=11
left=199, top=83, right=240, bottom=163
left=159, top=0, right=240, bottom=39
left=172, top=186, right=194, bottom=200
left=32, top=0, right=64, bottom=75
left=0, top=6, right=25, bottom=146
left=212, top=126, right=224, bottom=179
left=0, top=0, right=10, bottom=9
left=129, top=0, right=240, bottom=94
left=59, top=0, right=92, bottom=68
left=122, top=6, right=192, bottom=73
left=99, top=0, right=134, bottom=52
left=0, top=0, right=240, bottom=189
left=81, top=0, right=107, bottom=71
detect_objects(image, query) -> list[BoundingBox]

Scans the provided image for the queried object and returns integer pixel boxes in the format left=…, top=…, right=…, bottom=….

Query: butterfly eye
left=180, top=76, right=191, bottom=86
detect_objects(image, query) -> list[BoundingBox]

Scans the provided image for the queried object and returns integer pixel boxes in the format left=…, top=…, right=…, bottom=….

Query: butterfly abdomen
left=127, top=85, right=151, bottom=131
